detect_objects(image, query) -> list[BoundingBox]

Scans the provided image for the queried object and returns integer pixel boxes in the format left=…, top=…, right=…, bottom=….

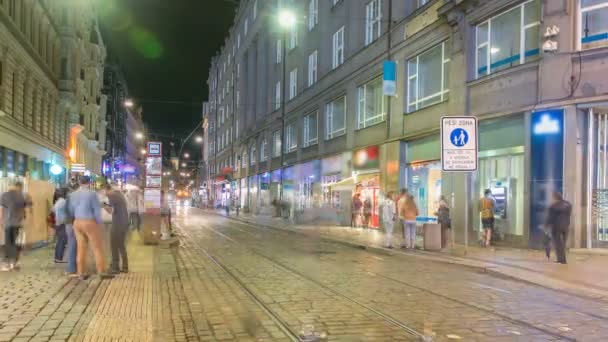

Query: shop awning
left=329, top=173, right=378, bottom=191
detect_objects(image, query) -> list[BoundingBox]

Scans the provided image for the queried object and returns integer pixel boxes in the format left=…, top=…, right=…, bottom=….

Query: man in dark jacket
left=546, top=192, right=572, bottom=264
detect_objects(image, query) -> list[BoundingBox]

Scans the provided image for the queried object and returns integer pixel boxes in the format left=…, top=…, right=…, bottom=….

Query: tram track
left=189, top=216, right=605, bottom=341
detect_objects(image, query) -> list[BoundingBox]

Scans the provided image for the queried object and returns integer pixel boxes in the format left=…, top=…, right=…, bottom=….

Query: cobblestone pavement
left=175, top=211, right=608, bottom=342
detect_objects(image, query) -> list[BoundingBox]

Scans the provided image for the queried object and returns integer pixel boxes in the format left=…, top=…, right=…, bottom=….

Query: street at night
left=3, top=0, right=608, bottom=341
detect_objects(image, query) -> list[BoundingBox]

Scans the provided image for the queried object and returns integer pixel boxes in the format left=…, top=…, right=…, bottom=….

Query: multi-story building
left=57, top=0, right=106, bottom=179
left=102, top=61, right=145, bottom=186
left=203, top=0, right=608, bottom=250
left=0, top=0, right=66, bottom=181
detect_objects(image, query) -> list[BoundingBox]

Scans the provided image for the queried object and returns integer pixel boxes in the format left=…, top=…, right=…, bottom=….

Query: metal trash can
left=423, top=223, right=442, bottom=251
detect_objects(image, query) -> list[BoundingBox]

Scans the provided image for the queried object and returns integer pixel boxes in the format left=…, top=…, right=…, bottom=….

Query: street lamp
left=135, top=132, right=144, bottom=140
left=124, top=99, right=134, bottom=108
left=195, top=136, right=203, bottom=143
left=182, top=163, right=187, bottom=167
left=140, top=149, right=146, bottom=155
left=184, top=153, right=190, bottom=159
left=278, top=10, right=296, bottom=28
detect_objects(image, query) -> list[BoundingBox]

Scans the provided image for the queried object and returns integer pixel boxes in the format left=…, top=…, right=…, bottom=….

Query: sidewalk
left=213, top=209, right=608, bottom=300
left=0, top=232, right=197, bottom=342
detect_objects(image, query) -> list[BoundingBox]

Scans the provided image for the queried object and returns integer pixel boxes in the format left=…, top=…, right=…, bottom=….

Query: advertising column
left=143, top=142, right=163, bottom=244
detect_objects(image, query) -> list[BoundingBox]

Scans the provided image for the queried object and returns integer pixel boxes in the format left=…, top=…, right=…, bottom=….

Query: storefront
left=352, top=146, right=381, bottom=228
left=476, top=114, right=526, bottom=244
left=295, top=160, right=321, bottom=211
left=240, top=177, right=248, bottom=209
left=585, top=106, right=608, bottom=248
left=249, top=175, right=258, bottom=213
left=270, top=169, right=281, bottom=205
left=406, top=136, right=442, bottom=221
left=258, top=172, right=271, bottom=213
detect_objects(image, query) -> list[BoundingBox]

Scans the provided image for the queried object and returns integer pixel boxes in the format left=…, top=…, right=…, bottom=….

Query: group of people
left=1, top=177, right=135, bottom=278
left=350, top=193, right=374, bottom=228
left=379, top=189, right=427, bottom=250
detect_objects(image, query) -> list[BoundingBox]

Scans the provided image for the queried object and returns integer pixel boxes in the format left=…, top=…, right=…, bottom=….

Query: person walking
left=0, top=181, right=31, bottom=271
left=380, top=192, right=396, bottom=248
left=125, top=187, right=142, bottom=231
left=363, top=197, right=372, bottom=228
left=436, top=195, right=451, bottom=250
left=398, top=190, right=418, bottom=249
left=52, top=189, right=68, bottom=264
left=479, top=189, right=495, bottom=248
left=104, top=185, right=129, bottom=273
left=546, top=192, right=572, bottom=264
left=64, top=184, right=78, bottom=277
left=68, top=176, right=113, bottom=280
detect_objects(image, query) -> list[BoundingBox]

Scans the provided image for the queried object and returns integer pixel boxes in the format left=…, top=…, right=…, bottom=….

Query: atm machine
left=489, top=178, right=517, bottom=241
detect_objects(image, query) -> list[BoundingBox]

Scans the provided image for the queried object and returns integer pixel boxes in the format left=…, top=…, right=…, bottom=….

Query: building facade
left=203, top=0, right=608, bottom=249
left=0, top=0, right=66, bottom=182
left=102, top=61, right=145, bottom=186
left=57, top=0, right=106, bottom=179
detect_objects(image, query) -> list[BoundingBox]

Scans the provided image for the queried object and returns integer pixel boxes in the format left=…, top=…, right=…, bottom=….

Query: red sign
left=353, top=145, right=380, bottom=171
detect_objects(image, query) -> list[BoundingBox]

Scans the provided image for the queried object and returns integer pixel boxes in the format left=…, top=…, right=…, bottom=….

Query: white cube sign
left=441, top=116, right=478, bottom=172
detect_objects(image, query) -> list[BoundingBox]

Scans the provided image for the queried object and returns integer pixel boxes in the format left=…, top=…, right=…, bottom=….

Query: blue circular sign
left=450, top=128, right=469, bottom=147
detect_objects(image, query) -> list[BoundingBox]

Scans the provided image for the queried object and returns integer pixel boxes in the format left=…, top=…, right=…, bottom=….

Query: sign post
left=441, top=116, right=478, bottom=255
left=143, top=142, right=163, bottom=244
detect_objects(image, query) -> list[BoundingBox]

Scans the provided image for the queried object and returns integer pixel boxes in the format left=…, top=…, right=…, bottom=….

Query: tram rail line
left=197, top=217, right=588, bottom=342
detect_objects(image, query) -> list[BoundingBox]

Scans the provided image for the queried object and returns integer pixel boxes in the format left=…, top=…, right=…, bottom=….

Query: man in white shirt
left=125, top=188, right=142, bottom=231
left=380, top=192, right=396, bottom=249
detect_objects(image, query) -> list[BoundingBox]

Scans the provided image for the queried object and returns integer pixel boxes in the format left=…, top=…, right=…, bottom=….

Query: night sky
left=99, top=0, right=237, bottom=139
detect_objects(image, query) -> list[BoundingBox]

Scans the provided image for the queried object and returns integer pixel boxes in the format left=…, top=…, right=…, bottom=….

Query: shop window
left=272, top=130, right=281, bottom=157
left=365, top=0, right=382, bottom=46
left=475, top=0, right=540, bottom=78
left=580, top=0, right=608, bottom=49
left=326, top=96, right=346, bottom=139
left=303, top=112, right=318, bottom=147
left=407, top=162, right=442, bottom=218
left=357, top=76, right=386, bottom=129
left=407, top=41, right=450, bottom=113
left=284, top=123, right=297, bottom=153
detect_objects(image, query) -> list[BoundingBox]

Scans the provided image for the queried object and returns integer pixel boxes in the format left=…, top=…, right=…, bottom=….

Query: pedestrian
left=65, top=184, right=78, bottom=277
left=351, top=193, right=362, bottom=228
left=479, top=189, right=495, bottom=248
left=104, top=185, right=129, bottom=274
left=546, top=192, right=572, bottom=264
left=398, top=192, right=419, bottom=249
left=363, top=197, right=372, bottom=228
left=0, top=180, right=32, bottom=271
left=436, top=195, right=451, bottom=250
left=68, top=176, right=113, bottom=280
left=380, top=192, right=396, bottom=248
left=52, top=188, right=68, bottom=264
left=125, top=187, right=142, bottom=231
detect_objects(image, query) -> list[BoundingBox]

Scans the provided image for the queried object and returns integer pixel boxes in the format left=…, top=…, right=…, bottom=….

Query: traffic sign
left=441, top=116, right=478, bottom=172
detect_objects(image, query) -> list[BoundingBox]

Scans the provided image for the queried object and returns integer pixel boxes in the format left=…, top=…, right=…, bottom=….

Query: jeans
left=110, top=225, right=129, bottom=272
left=54, top=224, right=67, bottom=261
left=383, top=221, right=394, bottom=247
left=552, top=226, right=568, bottom=264
left=3, top=226, right=21, bottom=264
left=66, top=224, right=77, bottom=274
left=401, top=220, right=417, bottom=248
left=129, top=212, right=141, bottom=231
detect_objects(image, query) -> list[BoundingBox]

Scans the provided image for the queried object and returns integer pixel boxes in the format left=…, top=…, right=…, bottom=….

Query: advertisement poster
left=146, top=157, right=162, bottom=176
left=144, top=188, right=161, bottom=212
left=146, top=176, right=162, bottom=188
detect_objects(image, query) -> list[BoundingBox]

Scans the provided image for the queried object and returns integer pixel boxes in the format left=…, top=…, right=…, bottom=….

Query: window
left=285, top=123, right=297, bottom=153
left=244, top=18, right=249, bottom=36
left=219, top=107, right=225, bottom=125
left=326, top=96, right=346, bottom=139
left=476, top=0, right=540, bottom=78
left=235, top=153, right=240, bottom=170
left=303, top=112, right=318, bottom=147
left=242, top=151, right=248, bottom=168
left=357, top=77, right=386, bottom=129
left=308, top=0, right=318, bottom=31
left=237, top=33, right=241, bottom=49
left=272, top=130, right=281, bottom=157
left=289, top=68, right=297, bottom=100
left=236, top=119, right=239, bottom=138
left=237, top=63, right=240, bottom=77
left=332, top=26, right=345, bottom=69
left=289, top=25, right=298, bottom=50
left=407, top=41, right=450, bottom=112
left=253, top=0, right=257, bottom=20
left=236, top=90, right=240, bottom=109
left=260, top=139, right=268, bottom=161
left=418, top=0, right=429, bottom=8
left=308, top=51, right=318, bottom=87
left=365, top=0, right=382, bottom=45
left=580, top=0, right=608, bottom=49
left=250, top=144, right=256, bottom=165
left=275, top=81, right=281, bottom=109
left=276, top=39, right=282, bottom=63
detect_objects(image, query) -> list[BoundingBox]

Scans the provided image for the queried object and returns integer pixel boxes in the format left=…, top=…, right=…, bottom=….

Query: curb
left=212, top=211, right=608, bottom=301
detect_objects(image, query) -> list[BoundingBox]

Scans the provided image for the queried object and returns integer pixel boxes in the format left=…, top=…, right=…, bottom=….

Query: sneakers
left=54, top=259, right=67, bottom=264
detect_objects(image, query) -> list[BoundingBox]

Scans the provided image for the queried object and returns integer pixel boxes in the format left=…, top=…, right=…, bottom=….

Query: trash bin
left=423, top=223, right=442, bottom=251
left=141, top=213, right=161, bottom=245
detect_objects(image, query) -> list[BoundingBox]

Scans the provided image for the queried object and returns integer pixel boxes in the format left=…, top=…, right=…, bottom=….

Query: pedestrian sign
left=441, top=116, right=478, bottom=172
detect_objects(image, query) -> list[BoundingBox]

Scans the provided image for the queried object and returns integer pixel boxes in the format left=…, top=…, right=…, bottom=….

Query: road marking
left=470, top=282, right=512, bottom=294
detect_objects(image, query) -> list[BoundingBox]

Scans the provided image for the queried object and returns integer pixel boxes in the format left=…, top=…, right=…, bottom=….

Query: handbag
left=101, top=209, right=113, bottom=224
